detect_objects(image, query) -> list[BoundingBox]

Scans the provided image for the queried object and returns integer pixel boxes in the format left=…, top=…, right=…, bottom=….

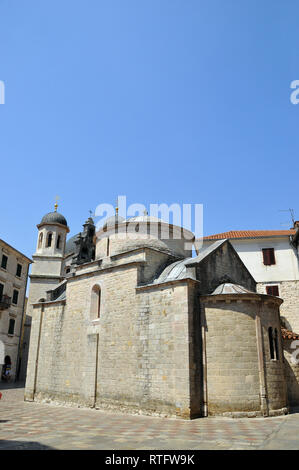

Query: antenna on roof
left=279, top=208, right=295, bottom=228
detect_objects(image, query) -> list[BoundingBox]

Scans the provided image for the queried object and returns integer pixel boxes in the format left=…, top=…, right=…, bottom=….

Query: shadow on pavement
left=0, top=381, right=25, bottom=391
left=288, top=406, right=299, bottom=415
left=0, top=439, right=55, bottom=450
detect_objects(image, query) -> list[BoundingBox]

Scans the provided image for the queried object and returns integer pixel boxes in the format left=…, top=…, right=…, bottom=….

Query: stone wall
left=260, top=302, right=287, bottom=412
left=257, top=281, right=299, bottom=333
left=197, top=242, right=256, bottom=295
left=283, top=340, right=299, bottom=407
left=201, top=296, right=287, bottom=417
left=25, top=252, right=201, bottom=418
left=202, top=300, right=261, bottom=415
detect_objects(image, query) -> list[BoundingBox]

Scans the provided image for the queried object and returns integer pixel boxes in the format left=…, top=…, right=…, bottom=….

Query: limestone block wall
left=135, top=281, right=201, bottom=418
left=202, top=300, right=260, bottom=415
left=197, top=242, right=256, bottom=295
left=25, top=259, right=199, bottom=418
left=283, top=340, right=299, bottom=407
left=27, top=278, right=60, bottom=317
left=201, top=297, right=287, bottom=416
left=257, top=281, right=299, bottom=333
left=260, top=302, right=287, bottom=412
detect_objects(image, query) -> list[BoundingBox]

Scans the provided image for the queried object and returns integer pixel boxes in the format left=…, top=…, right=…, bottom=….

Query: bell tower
left=27, top=202, right=70, bottom=316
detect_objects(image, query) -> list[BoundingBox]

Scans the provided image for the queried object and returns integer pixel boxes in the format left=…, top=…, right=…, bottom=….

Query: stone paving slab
left=0, top=384, right=299, bottom=450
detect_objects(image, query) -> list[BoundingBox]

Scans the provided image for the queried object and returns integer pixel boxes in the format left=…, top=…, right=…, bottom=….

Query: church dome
left=40, top=211, right=68, bottom=227
left=102, top=215, right=125, bottom=230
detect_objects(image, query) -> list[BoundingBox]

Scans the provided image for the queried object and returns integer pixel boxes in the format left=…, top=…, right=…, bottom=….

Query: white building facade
left=203, top=225, right=299, bottom=333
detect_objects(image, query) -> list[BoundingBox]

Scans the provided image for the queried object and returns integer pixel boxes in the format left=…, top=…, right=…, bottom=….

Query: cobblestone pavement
left=0, top=383, right=299, bottom=450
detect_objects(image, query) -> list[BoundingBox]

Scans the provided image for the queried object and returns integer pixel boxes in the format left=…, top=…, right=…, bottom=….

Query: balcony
left=0, top=295, right=11, bottom=310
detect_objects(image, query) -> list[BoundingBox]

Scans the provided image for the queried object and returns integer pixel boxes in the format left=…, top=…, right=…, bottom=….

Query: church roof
left=65, top=233, right=80, bottom=254
left=40, top=211, right=68, bottom=227
left=211, top=283, right=254, bottom=295
left=154, top=240, right=227, bottom=284
left=281, top=328, right=299, bottom=340
left=203, top=229, right=296, bottom=241
left=153, top=257, right=194, bottom=284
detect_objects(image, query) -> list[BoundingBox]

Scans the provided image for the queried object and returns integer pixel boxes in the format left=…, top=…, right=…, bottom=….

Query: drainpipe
left=255, top=300, right=269, bottom=417
left=201, top=304, right=208, bottom=417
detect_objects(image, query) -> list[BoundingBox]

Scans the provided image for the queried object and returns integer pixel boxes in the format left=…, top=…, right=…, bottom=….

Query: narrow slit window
left=8, top=319, right=15, bottom=335
left=90, top=285, right=101, bottom=320
left=274, top=328, right=279, bottom=360
left=56, top=235, right=61, bottom=249
left=268, top=327, right=275, bottom=359
left=47, top=233, right=53, bottom=247
left=38, top=233, right=43, bottom=249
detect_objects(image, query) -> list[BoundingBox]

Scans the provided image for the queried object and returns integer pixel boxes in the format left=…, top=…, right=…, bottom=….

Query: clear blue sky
left=0, top=0, right=298, bottom=258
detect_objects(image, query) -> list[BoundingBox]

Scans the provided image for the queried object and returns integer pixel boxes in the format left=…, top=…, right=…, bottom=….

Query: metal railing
left=0, top=295, right=11, bottom=310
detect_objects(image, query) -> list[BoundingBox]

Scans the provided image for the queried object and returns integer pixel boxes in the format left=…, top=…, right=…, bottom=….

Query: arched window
left=268, top=327, right=275, bottom=359
left=274, top=328, right=279, bottom=360
left=47, top=233, right=53, bottom=247
left=56, top=235, right=61, bottom=249
left=268, top=327, right=280, bottom=360
left=38, top=232, right=43, bottom=249
left=90, top=285, right=101, bottom=320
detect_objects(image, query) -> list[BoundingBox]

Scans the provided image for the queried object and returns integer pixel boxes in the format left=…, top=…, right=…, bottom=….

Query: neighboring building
left=202, top=224, right=299, bottom=334
left=0, top=240, right=31, bottom=381
left=24, top=206, right=290, bottom=418
left=18, top=298, right=31, bottom=381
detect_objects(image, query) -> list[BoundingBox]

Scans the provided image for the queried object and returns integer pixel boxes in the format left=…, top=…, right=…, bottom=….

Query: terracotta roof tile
left=281, top=328, right=299, bottom=340
left=203, top=230, right=296, bottom=240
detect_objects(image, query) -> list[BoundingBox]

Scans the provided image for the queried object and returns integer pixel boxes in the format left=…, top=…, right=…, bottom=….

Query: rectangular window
left=266, top=285, right=279, bottom=296
left=1, top=254, right=8, bottom=270
left=0, top=283, right=3, bottom=299
left=262, top=248, right=276, bottom=266
left=8, top=318, right=15, bottom=335
left=12, top=290, right=19, bottom=305
left=16, top=264, right=22, bottom=277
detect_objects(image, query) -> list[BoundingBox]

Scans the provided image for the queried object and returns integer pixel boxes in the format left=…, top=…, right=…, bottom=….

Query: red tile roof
left=203, top=230, right=296, bottom=240
left=281, top=328, right=299, bottom=340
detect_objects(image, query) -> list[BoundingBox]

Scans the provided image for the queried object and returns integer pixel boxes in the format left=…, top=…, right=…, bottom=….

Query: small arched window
left=56, top=235, right=61, bottom=249
left=268, top=327, right=275, bottom=359
left=90, top=285, right=101, bottom=320
left=274, top=328, right=279, bottom=360
left=38, top=232, right=43, bottom=249
left=47, top=232, right=53, bottom=247
left=268, top=327, right=279, bottom=360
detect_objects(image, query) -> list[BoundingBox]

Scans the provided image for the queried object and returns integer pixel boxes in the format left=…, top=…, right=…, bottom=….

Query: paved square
left=0, top=383, right=299, bottom=450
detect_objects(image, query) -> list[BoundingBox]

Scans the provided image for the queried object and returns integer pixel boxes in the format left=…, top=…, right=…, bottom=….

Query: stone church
left=24, top=205, right=299, bottom=418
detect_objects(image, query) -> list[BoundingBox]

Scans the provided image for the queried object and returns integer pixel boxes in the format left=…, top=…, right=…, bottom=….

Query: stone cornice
left=200, top=292, right=283, bottom=306
left=136, top=277, right=200, bottom=292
